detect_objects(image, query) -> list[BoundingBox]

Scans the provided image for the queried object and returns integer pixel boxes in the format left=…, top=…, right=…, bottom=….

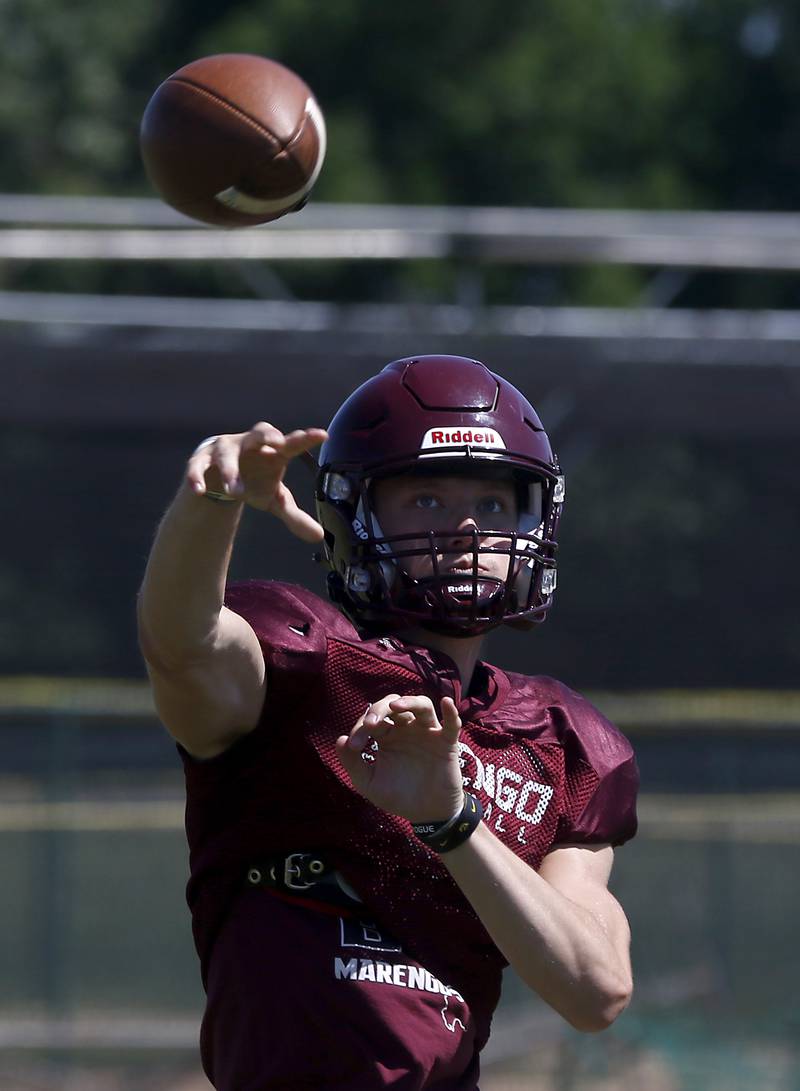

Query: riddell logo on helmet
left=420, top=427, right=506, bottom=450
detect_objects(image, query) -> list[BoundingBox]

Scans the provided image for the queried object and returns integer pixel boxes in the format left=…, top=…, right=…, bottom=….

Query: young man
left=138, top=355, right=638, bottom=1090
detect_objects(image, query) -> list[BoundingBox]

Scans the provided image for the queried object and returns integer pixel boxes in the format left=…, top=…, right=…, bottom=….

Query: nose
left=446, top=513, right=481, bottom=549
left=456, top=512, right=479, bottom=531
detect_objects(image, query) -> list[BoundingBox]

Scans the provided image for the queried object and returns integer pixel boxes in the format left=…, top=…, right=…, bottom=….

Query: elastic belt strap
left=246, top=852, right=362, bottom=910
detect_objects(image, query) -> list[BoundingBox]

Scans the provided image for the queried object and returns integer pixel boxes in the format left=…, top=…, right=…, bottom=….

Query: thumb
left=440, top=697, right=462, bottom=742
left=270, top=482, right=325, bottom=542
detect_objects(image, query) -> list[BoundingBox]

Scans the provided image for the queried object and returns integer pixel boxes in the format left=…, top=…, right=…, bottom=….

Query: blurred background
left=1, top=1, right=799, bottom=1088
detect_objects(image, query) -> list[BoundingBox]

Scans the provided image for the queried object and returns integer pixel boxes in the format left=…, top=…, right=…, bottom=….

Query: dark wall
left=4, top=413, right=797, bottom=689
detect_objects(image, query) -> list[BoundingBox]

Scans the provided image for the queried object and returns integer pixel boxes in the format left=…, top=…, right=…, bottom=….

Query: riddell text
left=429, top=430, right=497, bottom=444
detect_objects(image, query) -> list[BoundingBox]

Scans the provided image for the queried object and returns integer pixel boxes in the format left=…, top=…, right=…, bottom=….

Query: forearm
left=138, top=482, right=243, bottom=665
left=441, top=824, right=632, bottom=1031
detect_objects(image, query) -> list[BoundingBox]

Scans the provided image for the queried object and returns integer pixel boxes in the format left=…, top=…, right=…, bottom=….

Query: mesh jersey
left=181, top=581, right=638, bottom=1068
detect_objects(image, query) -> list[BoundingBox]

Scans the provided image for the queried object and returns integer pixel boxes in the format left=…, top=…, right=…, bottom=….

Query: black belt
left=246, top=852, right=363, bottom=910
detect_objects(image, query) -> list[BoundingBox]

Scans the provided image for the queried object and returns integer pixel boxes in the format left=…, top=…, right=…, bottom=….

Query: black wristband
left=411, top=793, right=484, bottom=854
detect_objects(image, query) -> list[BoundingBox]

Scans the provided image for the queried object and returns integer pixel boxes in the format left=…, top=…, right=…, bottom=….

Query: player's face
left=371, top=472, right=518, bottom=582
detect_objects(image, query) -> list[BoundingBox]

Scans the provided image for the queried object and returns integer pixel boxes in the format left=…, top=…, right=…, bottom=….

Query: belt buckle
left=284, top=852, right=314, bottom=891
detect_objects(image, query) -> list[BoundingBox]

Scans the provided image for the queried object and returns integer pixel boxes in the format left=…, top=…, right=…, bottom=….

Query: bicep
left=539, top=844, right=631, bottom=956
left=145, top=605, right=267, bottom=759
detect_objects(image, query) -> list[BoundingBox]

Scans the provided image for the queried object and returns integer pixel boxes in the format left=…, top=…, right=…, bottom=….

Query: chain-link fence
left=1, top=690, right=798, bottom=1090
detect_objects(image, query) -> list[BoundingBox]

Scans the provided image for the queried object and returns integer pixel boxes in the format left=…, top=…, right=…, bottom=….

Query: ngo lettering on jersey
left=458, top=741, right=554, bottom=845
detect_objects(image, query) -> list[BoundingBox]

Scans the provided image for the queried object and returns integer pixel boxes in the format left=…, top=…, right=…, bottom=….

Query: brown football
left=140, top=54, right=326, bottom=227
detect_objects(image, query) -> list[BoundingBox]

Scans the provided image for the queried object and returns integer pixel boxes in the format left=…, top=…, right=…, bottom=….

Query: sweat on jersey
left=179, top=581, right=638, bottom=1091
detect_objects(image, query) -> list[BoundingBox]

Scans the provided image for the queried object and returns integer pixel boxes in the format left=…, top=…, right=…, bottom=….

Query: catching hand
left=336, top=694, right=464, bottom=824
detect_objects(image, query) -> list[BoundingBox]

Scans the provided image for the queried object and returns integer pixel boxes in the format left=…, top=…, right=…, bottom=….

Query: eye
left=477, top=496, right=506, bottom=515
left=414, top=494, right=442, bottom=510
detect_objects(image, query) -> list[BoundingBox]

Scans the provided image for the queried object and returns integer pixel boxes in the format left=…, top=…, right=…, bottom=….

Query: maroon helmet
left=315, top=355, right=564, bottom=636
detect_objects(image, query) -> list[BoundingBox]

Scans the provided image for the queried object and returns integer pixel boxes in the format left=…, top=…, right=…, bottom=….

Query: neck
left=402, top=627, right=485, bottom=691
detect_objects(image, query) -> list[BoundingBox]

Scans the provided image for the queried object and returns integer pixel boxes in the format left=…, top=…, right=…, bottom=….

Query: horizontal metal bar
left=0, top=193, right=798, bottom=236
left=0, top=227, right=447, bottom=261
left=2, top=291, right=800, bottom=363
left=0, top=196, right=799, bottom=268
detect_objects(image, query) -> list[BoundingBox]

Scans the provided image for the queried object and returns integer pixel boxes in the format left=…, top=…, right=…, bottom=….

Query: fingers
left=241, top=424, right=327, bottom=459
left=241, top=422, right=286, bottom=450
left=347, top=693, right=452, bottom=747
left=385, top=696, right=462, bottom=742
left=186, top=432, right=247, bottom=498
left=216, top=435, right=248, bottom=496
left=338, top=694, right=464, bottom=815
left=186, top=424, right=327, bottom=501
left=334, top=734, right=373, bottom=793
left=277, top=427, right=329, bottom=457
left=387, top=695, right=439, bottom=729
left=186, top=436, right=219, bottom=495
left=439, top=697, right=462, bottom=742
left=269, top=483, right=326, bottom=543
left=347, top=694, right=402, bottom=752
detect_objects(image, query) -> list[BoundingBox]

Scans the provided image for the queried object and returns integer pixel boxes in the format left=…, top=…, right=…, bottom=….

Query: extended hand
left=185, top=423, right=328, bottom=542
left=336, top=694, right=465, bottom=824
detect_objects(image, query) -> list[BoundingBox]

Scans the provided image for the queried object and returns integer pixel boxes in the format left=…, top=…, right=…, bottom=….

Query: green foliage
left=1, top=0, right=799, bottom=306
left=0, top=0, right=797, bottom=213
left=0, top=0, right=167, bottom=192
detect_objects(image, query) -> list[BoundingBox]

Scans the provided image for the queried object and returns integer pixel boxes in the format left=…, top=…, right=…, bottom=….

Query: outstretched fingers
left=186, top=423, right=328, bottom=521
left=243, top=425, right=328, bottom=461
left=269, top=482, right=325, bottom=542
left=278, top=427, right=329, bottom=457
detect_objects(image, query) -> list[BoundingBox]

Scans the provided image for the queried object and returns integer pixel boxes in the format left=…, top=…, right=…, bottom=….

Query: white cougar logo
left=441, top=987, right=467, bottom=1033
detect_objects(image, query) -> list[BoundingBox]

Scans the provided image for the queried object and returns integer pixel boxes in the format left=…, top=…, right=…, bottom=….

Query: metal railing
left=1, top=194, right=799, bottom=269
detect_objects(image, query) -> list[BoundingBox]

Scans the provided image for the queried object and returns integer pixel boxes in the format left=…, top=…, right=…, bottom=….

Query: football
left=140, top=53, right=326, bottom=227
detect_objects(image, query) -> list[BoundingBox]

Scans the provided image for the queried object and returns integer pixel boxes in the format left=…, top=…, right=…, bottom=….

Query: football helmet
left=315, top=355, right=564, bottom=636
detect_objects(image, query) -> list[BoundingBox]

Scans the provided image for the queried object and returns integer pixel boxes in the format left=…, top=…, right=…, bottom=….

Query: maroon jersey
left=181, top=581, right=638, bottom=1090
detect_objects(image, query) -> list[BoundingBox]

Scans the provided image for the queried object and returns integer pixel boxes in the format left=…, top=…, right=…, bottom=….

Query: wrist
left=411, top=793, right=483, bottom=854
left=410, top=793, right=464, bottom=829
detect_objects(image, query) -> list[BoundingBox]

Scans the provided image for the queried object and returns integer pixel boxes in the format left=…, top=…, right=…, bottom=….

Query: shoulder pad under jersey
left=508, top=673, right=639, bottom=847
left=224, top=580, right=356, bottom=677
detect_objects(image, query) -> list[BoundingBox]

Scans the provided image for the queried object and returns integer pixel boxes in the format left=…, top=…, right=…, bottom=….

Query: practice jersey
left=180, top=581, right=638, bottom=1089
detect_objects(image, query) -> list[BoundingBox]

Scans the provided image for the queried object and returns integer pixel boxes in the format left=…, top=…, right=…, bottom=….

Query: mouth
left=441, top=556, right=488, bottom=572
left=442, top=565, right=489, bottom=576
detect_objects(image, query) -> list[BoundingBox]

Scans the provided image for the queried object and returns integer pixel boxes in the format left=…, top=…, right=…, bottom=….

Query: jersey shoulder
left=224, top=580, right=357, bottom=673
left=503, top=671, right=639, bottom=847
left=530, top=674, right=635, bottom=773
